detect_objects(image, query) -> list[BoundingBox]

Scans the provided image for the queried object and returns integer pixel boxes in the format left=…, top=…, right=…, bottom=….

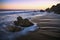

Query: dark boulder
left=5, top=26, right=21, bottom=32
left=20, top=19, right=34, bottom=27
left=54, top=3, right=60, bottom=14
left=17, top=16, right=23, bottom=21
left=40, top=10, right=45, bottom=12
left=14, top=16, right=34, bottom=27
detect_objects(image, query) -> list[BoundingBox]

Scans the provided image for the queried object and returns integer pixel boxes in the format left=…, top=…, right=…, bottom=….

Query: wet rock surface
left=14, top=16, right=34, bottom=27
left=3, top=26, right=21, bottom=32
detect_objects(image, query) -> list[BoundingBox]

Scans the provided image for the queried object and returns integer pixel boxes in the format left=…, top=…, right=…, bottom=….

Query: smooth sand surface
left=15, top=13, right=60, bottom=40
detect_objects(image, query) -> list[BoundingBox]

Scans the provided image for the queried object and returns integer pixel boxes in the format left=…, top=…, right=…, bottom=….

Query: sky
left=0, top=0, right=60, bottom=10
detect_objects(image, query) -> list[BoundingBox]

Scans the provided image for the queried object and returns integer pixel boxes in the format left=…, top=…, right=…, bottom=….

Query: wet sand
left=15, top=14, right=60, bottom=40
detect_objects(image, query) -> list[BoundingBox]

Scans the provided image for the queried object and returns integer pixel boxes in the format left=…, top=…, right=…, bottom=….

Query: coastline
left=15, top=13, right=60, bottom=40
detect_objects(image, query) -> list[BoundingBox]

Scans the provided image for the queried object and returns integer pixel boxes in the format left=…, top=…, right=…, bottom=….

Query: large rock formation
left=45, top=3, right=60, bottom=14
left=14, top=16, right=34, bottom=27
left=45, top=8, right=50, bottom=12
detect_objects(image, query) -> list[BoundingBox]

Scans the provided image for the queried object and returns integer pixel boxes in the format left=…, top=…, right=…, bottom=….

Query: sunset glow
left=0, top=0, right=60, bottom=10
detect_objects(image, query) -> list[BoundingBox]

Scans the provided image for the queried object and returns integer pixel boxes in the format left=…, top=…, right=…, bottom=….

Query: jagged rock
left=20, top=19, right=34, bottom=27
left=14, top=16, right=34, bottom=27
left=17, top=16, right=23, bottom=21
left=45, top=8, right=50, bottom=12
left=45, top=3, right=60, bottom=14
left=54, top=3, right=60, bottom=14
left=5, top=26, right=21, bottom=32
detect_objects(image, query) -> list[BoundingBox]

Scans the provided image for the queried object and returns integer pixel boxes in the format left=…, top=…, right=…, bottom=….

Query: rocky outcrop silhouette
left=45, top=8, right=50, bottom=12
left=40, top=10, right=45, bottom=12
left=14, top=16, right=34, bottom=27
left=45, top=3, right=60, bottom=14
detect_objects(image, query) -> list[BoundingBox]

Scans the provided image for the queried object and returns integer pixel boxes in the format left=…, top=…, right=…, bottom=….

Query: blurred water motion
left=0, top=11, right=60, bottom=40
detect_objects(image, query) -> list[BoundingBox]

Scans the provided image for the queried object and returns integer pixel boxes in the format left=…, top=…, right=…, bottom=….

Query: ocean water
left=0, top=11, right=45, bottom=40
left=0, top=11, right=47, bottom=27
left=0, top=11, right=60, bottom=40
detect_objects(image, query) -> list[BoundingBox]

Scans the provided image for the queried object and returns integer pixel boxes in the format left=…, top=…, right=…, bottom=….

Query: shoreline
left=15, top=14, right=60, bottom=40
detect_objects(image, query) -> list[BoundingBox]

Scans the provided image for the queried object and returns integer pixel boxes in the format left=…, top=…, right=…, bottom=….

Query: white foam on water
left=0, top=23, right=39, bottom=40
left=0, top=11, right=60, bottom=40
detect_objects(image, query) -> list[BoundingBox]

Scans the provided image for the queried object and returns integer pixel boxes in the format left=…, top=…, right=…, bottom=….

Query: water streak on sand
left=0, top=11, right=60, bottom=40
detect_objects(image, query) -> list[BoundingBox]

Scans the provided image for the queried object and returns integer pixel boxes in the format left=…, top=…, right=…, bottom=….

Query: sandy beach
left=15, top=13, right=60, bottom=40
left=0, top=1, right=60, bottom=40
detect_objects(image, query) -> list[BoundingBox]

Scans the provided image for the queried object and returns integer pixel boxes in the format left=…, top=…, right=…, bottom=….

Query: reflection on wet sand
left=0, top=11, right=60, bottom=40
left=16, top=13, right=60, bottom=40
